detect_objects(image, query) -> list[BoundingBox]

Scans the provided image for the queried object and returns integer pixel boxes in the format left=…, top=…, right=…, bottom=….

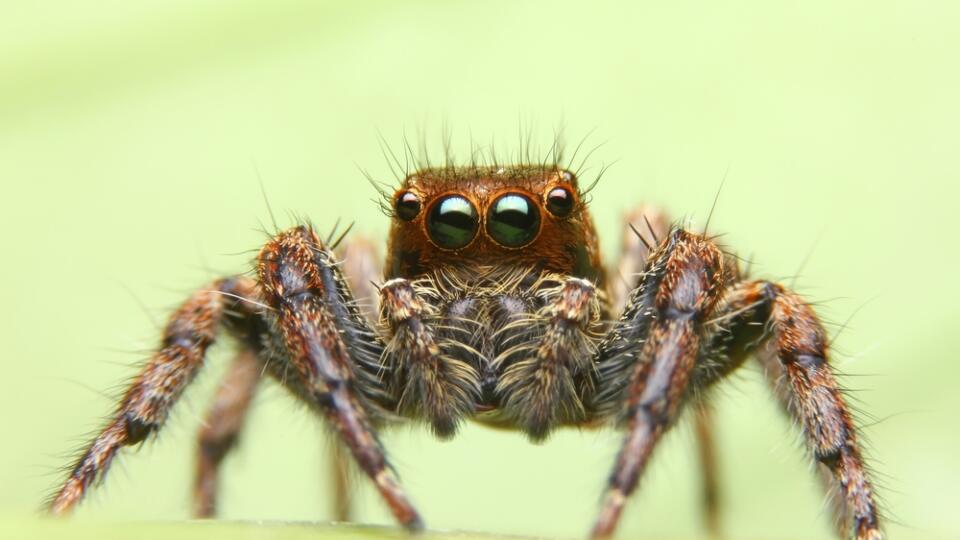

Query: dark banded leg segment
left=591, top=229, right=729, bottom=539
left=48, top=277, right=260, bottom=515
left=611, top=206, right=725, bottom=536
left=703, top=280, right=883, bottom=540
left=257, top=226, right=421, bottom=531
left=329, top=237, right=383, bottom=522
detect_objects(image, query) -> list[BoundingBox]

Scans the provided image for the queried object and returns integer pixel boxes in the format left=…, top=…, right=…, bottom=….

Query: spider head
left=384, top=165, right=604, bottom=284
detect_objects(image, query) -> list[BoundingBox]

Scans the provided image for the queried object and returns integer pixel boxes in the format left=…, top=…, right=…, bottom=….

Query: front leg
left=591, top=228, right=729, bottom=538
left=611, top=204, right=724, bottom=535
left=257, top=226, right=422, bottom=530
left=328, top=236, right=384, bottom=523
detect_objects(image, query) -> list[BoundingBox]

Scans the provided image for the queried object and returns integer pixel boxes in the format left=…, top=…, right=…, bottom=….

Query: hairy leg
left=758, top=350, right=855, bottom=540
left=193, top=349, right=261, bottom=518
left=328, top=236, right=383, bottom=522
left=610, top=207, right=725, bottom=535
left=704, top=280, right=883, bottom=540
left=48, top=277, right=260, bottom=515
left=257, top=226, right=421, bottom=530
left=610, top=205, right=672, bottom=315
left=591, top=229, right=729, bottom=538
left=189, top=236, right=385, bottom=522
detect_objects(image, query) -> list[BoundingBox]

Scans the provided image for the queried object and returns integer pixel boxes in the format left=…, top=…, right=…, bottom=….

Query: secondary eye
left=545, top=186, right=575, bottom=218
left=487, top=193, right=540, bottom=247
left=427, top=195, right=478, bottom=249
left=394, top=191, right=421, bottom=221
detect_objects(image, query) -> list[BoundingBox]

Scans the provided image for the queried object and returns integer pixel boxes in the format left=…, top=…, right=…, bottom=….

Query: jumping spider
left=48, top=161, right=883, bottom=539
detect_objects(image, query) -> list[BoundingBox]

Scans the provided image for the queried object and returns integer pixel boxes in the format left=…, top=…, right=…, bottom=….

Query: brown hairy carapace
left=47, top=158, right=884, bottom=540
left=386, top=165, right=605, bottom=284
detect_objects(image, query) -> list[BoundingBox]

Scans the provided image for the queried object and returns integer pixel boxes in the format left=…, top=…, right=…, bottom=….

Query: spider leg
left=256, top=226, right=421, bottom=530
left=610, top=204, right=671, bottom=315
left=693, top=404, right=721, bottom=537
left=756, top=350, right=854, bottom=540
left=698, top=280, right=883, bottom=540
left=379, top=277, right=481, bottom=438
left=590, top=228, right=729, bottom=539
left=338, top=235, right=383, bottom=323
left=47, top=276, right=261, bottom=515
left=190, top=235, right=386, bottom=521
left=609, top=205, right=725, bottom=536
left=327, top=236, right=384, bottom=523
left=193, top=349, right=261, bottom=518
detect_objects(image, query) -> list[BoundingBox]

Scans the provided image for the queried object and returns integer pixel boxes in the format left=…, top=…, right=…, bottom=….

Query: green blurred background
left=1, top=1, right=958, bottom=539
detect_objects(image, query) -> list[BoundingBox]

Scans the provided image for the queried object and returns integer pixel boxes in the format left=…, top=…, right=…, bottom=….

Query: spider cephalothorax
left=381, top=166, right=609, bottom=440
left=48, top=160, right=884, bottom=540
left=385, top=165, right=605, bottom=284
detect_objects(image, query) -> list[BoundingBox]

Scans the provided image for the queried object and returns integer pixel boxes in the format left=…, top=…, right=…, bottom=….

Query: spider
left=47, top=160, right=883, bottom=539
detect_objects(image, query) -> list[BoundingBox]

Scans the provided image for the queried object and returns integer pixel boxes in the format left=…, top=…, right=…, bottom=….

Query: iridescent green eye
left=427, top=195, right=478, bottom=249
left=487, top=193, right=540, bottom=247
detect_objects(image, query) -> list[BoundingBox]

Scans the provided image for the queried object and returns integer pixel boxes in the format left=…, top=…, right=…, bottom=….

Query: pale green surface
left=0, top=517, right=506, bottom=540
left=1, top=1, right=958, bottom=539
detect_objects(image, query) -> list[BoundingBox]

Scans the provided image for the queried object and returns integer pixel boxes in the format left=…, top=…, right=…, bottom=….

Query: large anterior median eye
left=487, top=193, right=540, bottom=247
left=427, top=195, right=478, bottom=249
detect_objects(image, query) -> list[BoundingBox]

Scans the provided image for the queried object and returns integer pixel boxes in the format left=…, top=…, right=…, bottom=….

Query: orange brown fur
left=386, top=165, right=605, bottom=286
left=48, top=277, right=258, bottom=515
left=256, top=227, right=421, bottom=529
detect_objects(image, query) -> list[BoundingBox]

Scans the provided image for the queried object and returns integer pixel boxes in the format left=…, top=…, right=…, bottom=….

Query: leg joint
left=198, top=432, right=238, bottom=465
left=814, top=444, right=844, bottom=469
left=123, top=413, right=157, bottom=445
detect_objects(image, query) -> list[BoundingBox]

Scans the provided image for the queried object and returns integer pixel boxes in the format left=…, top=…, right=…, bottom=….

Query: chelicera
left=48, top=159, right=883, bottom=539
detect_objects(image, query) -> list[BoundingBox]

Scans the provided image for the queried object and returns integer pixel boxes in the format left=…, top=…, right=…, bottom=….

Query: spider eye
left=487, top=193, right=540, bottom=247
left=427, top=195, right=478, bottom=249
left=394, top=191, right=421, bottom=221
left=545, top=186, right=575, bottom=218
